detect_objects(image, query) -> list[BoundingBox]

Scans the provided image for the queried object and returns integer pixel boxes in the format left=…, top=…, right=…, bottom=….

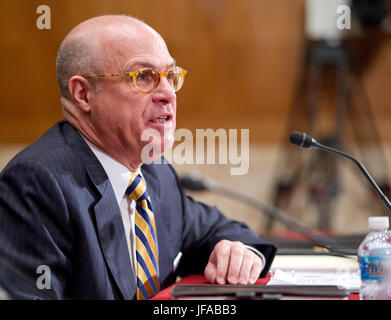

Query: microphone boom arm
left=313, top=142, right=391, bottom=213
left=207, top=181, right=353, bottom=254
left=180, top=172, right=357, bottom=256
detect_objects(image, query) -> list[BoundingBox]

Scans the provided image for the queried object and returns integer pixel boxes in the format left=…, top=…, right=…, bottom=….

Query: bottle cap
left=368, top=216, right=389, bottom=230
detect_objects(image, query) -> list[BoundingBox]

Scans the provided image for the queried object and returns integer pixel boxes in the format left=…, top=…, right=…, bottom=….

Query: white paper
left=268, top=269, right=361, bottom=291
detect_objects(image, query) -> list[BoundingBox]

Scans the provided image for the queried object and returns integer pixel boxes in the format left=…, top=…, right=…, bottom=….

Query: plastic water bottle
left=358, top=217, right=391, bottom=300
left=375, top=228, right=391, bottom=300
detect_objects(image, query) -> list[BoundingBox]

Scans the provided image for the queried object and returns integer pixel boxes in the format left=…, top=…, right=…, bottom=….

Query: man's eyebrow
left=126, top=60, right=176, bottom=71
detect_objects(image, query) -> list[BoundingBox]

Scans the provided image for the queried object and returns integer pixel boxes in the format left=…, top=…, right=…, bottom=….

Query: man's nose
left=151, top=77, right=176, bottom=104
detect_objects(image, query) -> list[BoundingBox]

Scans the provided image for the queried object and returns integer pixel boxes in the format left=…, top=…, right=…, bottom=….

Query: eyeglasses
left=82, top=66, right=187, bottom=93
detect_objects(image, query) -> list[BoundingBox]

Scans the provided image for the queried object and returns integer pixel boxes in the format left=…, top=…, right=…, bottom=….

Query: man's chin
left=158, top=139, right=175, bottom=160
left=140, top=138, right=174, bottom=163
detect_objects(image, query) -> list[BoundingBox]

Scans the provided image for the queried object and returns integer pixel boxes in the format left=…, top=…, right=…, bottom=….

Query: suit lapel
left=63, top=122, right=135, bottom=299
left=93, top=182, right=136, bottom=299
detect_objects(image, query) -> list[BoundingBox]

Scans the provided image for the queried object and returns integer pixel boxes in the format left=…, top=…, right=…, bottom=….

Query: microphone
left=290, top=132, right=391, bottom=213
left=179, top=171, right=356, bottom=256
left=289, top=132, right=317, bottom=149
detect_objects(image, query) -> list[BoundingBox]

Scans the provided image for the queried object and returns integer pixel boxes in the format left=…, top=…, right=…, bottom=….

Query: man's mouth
left=151, top=113, right=173, bottom=124
left=156, top=116, right=168, bottom=123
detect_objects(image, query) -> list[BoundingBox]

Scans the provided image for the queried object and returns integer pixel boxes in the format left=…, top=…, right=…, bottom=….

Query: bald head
left=56, top=15, right=167, bottom=100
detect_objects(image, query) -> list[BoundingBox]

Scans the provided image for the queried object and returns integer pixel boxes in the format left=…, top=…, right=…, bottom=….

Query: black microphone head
left=290, top=132, right=315, bottom=148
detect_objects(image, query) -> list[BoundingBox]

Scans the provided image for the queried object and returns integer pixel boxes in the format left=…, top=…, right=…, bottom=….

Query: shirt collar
left=81, top=136, right=140, bottom=206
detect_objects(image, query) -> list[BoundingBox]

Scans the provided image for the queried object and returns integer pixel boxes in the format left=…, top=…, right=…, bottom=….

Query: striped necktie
left=125, top=173, right=160, bottom=300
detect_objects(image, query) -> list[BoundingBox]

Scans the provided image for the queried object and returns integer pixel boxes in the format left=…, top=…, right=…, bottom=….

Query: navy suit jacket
left=0, top=121, right=276, bottom=299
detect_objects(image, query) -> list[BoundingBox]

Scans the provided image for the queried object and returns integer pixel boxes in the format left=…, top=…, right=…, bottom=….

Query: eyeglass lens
left=134, top=68, right=184, bottom=92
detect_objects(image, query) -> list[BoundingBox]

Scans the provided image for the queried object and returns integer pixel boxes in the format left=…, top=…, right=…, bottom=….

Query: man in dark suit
left=0, top=15, right=276, bottom=299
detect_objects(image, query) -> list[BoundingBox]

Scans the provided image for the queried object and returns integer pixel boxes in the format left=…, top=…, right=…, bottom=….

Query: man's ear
left=68, top=76, right=93, bottom=112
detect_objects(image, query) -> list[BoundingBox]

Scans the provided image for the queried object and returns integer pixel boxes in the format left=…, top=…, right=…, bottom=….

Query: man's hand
left=204, top=240, right=263, bottom=285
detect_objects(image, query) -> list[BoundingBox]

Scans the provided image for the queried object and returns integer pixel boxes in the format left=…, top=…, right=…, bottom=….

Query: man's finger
left=237, top=249, right=254, bottom=284
left=204, top=252, right=217, bottom=283
left=248, top=255, right=263, bottom=284
left=227, top=242, right=245, bottom=284
left=214, top=240, right=231, bottom=284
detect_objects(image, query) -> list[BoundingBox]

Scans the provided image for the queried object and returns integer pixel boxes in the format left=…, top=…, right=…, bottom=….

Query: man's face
left=87, top=25, right=177, bottom=166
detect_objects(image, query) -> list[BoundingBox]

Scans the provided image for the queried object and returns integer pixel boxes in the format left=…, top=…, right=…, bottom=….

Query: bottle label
left=359, top=256, right=390, bottom=281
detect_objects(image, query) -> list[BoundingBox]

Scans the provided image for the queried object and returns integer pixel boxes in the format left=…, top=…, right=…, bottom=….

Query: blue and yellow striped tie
left=126, top=173, right=160, bottom=300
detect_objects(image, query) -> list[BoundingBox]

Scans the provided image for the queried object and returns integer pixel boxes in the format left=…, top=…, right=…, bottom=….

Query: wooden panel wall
left=1, top=0, right=391, bottom=144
